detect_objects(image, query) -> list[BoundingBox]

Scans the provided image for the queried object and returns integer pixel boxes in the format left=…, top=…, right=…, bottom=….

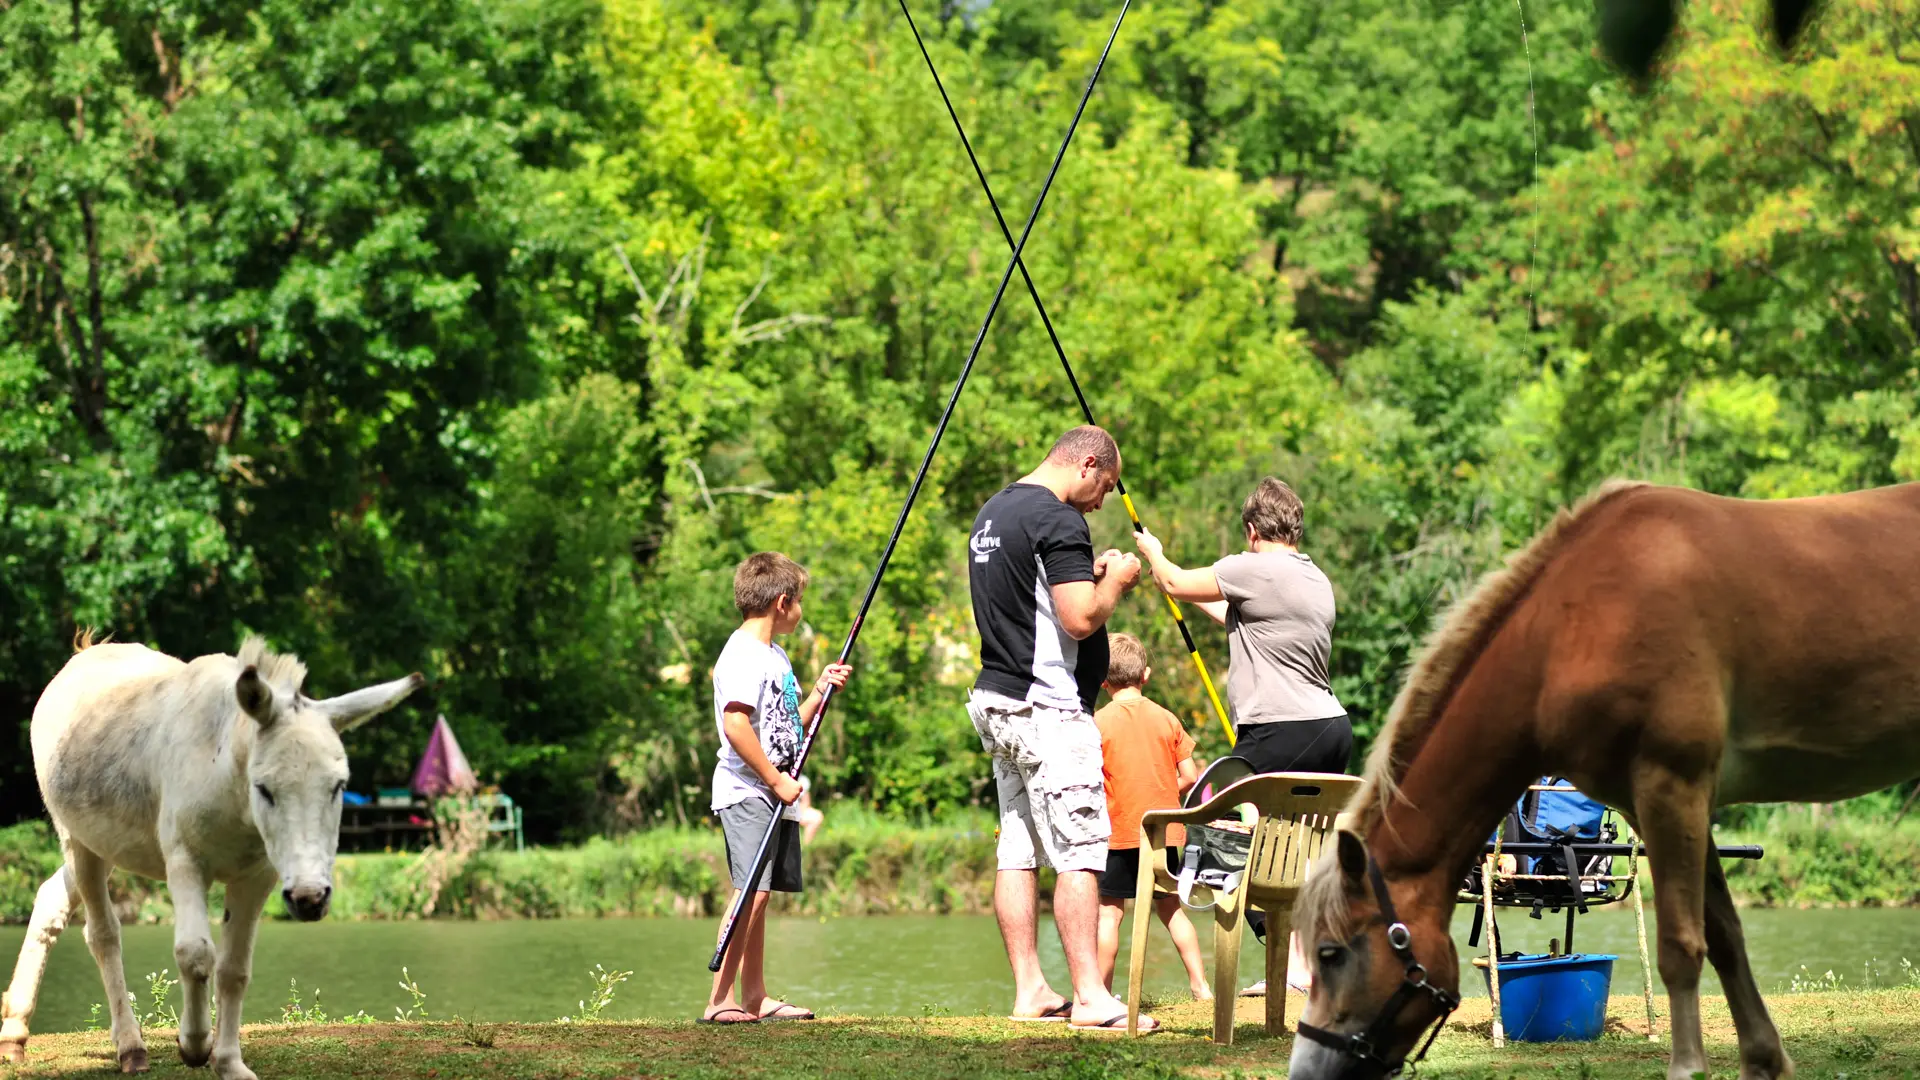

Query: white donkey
left=0, top=634, right=422, bottom=1077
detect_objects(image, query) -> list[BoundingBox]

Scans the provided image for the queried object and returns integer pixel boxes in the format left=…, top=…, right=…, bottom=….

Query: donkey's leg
left=1633, top=763, right=1713, bottom=1080
left=209, top=867, right=275, bottom=1080
left=0, top=866, right=81, bottom=1062
left=164, top=855, right=216, bottom=1068
left=1704, top=857, right=1793, bottom=1079
left=71, top=844, right=147, bottom=1073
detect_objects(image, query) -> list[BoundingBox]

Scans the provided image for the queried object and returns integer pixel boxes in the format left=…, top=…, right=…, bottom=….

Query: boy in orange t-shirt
left=1092, top=634, right=1211, bottom=1000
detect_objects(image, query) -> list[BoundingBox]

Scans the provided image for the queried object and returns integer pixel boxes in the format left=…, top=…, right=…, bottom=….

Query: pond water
left=5, top=906, right=1916, bottom=1034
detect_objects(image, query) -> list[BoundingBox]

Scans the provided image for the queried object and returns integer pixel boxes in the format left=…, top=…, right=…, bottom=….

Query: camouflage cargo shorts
left=966, top=688, right=1110, bottom=873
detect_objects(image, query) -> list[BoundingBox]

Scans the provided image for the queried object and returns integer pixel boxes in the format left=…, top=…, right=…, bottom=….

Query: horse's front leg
left=210, top=867, right=276, bottom=1080
left=164, top=855, right=217, bottom=1068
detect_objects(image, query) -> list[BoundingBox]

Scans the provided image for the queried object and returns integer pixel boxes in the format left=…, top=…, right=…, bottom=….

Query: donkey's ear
left=236, top=666, right=275, bottom=725
left=316, top=672, right=427, bottom=733
left=1335, top=829, right=1368, bottom=883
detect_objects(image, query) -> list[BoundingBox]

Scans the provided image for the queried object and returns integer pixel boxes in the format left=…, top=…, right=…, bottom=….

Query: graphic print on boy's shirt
left=760, top=668, right=803, bottom=773
left=711, top=628, right=805, bottom=821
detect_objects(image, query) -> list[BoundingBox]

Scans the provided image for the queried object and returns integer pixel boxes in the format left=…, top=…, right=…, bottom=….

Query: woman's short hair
left=1106, top=633, right=1150, bottom=690
left=1242, top=478, right=1305, bottom=546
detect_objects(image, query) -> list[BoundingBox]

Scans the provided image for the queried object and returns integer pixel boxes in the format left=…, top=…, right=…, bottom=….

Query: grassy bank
left=325, top=809, right=1002, bottom=920
left=1721, top=817, right=1920, bottom=908
left=7, top=811, right=1918, bottom=924
left=1, top=812, right=1005, bottom=924
left=11, top=989, right=1920, bottom=1078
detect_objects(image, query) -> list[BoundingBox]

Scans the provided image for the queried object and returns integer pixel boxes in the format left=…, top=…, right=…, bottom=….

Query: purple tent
left=410, top=715, right=478, bottom=797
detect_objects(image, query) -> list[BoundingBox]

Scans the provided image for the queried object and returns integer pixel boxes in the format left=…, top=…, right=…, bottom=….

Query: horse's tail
left=71, top=626, right=111, bottom=653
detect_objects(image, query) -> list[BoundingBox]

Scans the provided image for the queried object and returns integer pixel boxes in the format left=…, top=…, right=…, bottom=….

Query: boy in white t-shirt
left=701, top=552, right=851, bottom=1025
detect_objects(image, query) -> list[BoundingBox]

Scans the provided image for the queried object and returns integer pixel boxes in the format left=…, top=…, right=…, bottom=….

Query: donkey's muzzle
left=283, top=884, right=331, bottom=922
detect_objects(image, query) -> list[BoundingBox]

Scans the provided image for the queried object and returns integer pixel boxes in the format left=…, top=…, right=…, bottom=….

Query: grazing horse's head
left=232, top=639, right=425, bottom=922
left=1289, top=831, right=1461, bottom=1080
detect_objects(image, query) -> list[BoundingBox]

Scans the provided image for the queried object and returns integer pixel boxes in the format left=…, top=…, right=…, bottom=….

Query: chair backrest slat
left=1139, top=773, right=1363, bottom=897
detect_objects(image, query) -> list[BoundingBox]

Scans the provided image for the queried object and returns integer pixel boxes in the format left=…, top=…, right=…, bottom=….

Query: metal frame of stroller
left=1462, top=782, right=1634, bottom=955
left=1457, top=781, right=1764, bottom=1047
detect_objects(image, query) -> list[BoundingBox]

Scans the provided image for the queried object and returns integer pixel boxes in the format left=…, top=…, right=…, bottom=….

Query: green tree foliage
left=573, top=0, right=1322, bottom=816
left=1527, top=0, right=1920, bottom=499
left=5, top=0, right=1914, bottom=837
left=0, top=0, right=606, bottom=825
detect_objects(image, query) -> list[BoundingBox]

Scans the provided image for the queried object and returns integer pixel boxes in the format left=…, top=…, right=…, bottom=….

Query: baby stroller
left=1459, top=778, right=1763, bottom=1047
left=1460, top=778, right=1630, bottom=954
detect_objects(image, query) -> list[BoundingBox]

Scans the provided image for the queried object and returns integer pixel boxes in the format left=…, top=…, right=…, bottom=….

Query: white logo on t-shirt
left=971, top=519, right=1002, bottom=563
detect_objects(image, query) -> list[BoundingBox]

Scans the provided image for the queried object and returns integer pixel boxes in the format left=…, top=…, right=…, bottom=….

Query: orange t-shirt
left=1094, top=696, right=1196, bottom=851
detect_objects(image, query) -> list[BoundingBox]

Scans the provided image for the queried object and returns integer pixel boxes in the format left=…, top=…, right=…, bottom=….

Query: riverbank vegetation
left=9, top=805, right=1919, bottom=925
left=1721, top=817, right=1920, bottom=909
left=12, top=988, right=1920, bottom=1078
left=0, top=811, right=1005, bottom=923
left=5, top=0, right=1918, bottom=843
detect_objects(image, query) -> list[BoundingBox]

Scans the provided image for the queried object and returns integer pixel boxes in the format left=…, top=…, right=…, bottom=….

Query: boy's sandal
left=758, top=1002, right=815, bottom=1021
left=697, top=1008, right=761, bottom=1025
left=1006, top=1001, right=1072, bottom=1023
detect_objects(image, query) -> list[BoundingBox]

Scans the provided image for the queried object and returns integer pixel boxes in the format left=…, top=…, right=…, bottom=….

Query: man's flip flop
left=696, top=1007, right=760, bottom=1025
left=758, top=1003, right=815, bottom=1021
left=1070, top=1014, right=1158, bottom=1035
left=1006, top=1001, right=1072, bottom=1023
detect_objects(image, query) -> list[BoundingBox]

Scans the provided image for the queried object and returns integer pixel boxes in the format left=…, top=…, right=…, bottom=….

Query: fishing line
left=710, top=0, right=1136, bottom=973
left=897, top=0, right=1236, bottom=746
left=1517, top=0, right=1541, bottom=325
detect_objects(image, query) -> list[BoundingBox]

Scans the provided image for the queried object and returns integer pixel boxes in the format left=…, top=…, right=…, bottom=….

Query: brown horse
left=1287, top=479, right=1920, bottom=1080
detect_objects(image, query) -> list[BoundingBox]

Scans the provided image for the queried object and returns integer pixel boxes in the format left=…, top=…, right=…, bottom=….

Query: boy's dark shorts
left=1098, top=846, right=1177, bottom=900
left=720, top=797, right=803, bottom=892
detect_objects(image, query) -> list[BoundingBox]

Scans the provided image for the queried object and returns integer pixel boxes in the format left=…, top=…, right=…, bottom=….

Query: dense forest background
left=4, top=0, right=1916, bottom=841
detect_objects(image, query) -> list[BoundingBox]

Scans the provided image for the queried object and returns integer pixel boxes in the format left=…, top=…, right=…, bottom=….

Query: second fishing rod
left=896, top=0, right=1236, bottom=747
left=710, top=0, right=1137, bottom=974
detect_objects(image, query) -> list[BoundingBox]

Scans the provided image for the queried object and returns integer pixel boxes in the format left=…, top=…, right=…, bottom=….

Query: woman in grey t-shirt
left=1134, top=477, right=1352, bottom=776
left=1135, top=476, right=1349, bottom=997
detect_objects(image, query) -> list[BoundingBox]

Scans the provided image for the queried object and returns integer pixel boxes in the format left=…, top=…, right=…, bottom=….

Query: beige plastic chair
left=1124, top=772, right=1362, bottom=1043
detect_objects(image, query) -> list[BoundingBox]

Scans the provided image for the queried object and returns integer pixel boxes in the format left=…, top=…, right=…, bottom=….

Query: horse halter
left=1295, top=857, right=1461, bottom=1078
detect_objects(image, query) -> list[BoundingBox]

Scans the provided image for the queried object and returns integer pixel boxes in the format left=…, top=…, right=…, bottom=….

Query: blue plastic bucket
left=1479, top=953, right=1617, bottom=1042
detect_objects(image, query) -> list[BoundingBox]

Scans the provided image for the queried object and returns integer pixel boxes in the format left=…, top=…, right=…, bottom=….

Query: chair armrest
left=1141, top=771, right=1365, bottom=830
left=1138, top=803, right=1222, bottom=830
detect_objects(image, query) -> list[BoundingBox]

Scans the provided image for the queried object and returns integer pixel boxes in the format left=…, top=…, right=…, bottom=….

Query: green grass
left=11, top=990, right=1920, bottom=1078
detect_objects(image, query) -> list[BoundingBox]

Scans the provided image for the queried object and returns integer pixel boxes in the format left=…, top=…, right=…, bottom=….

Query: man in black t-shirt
left=966, top=425, right=1155, bottom=1032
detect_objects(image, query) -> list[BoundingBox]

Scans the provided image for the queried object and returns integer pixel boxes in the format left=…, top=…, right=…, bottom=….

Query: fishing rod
left=896, top=0, right=1235, bottom=747
left=710, top=0, right=1136, bottom=973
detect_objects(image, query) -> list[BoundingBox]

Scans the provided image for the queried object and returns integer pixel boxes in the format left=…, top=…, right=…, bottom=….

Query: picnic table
left=338, top=790, right=525, bottom=853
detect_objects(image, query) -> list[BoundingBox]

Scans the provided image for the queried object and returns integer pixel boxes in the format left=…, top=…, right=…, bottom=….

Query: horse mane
left=237, top=635, right=309, bottom=693
left=72, top=626, right=111, bottom=652
left=1295, top=478, right=1648, bottom=945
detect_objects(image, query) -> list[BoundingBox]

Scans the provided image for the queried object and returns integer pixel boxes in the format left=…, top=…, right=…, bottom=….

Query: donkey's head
left=232, top=638, right=425, bottom=922
left=1288, top=831, right=1461, bottom=1080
